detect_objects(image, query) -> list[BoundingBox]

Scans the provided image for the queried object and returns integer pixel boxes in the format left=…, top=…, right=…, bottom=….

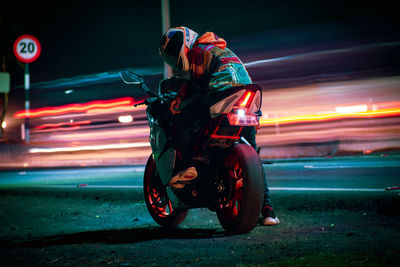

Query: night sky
left=1, top=0, right=399, bottom=86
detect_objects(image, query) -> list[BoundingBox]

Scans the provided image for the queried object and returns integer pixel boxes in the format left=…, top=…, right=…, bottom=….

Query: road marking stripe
left=304, top=165, right=400, bottom=169
left=27, top=185, right=384, bottom=192
left=270, top=187, right=383, bottom=192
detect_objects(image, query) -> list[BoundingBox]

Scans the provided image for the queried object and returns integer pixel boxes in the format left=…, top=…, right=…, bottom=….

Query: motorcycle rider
left=159, top=26, right=279, bottom=226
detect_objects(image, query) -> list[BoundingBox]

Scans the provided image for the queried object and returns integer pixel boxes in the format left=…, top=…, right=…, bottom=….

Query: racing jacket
left=187, top=32, right=252, bottom=92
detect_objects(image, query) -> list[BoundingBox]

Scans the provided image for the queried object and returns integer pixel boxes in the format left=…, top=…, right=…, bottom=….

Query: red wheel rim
left=147, top=184, right=173, bottom=218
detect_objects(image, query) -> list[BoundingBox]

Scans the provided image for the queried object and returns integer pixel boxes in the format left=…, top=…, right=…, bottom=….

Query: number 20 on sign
left=13, top=35, right=41, bottom=64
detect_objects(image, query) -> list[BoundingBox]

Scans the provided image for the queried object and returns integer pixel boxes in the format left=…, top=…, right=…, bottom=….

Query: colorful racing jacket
left=187, top=32, right=252, bottom=92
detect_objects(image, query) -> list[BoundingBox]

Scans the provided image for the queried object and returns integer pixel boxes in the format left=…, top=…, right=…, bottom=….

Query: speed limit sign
left=13, top=34, right=41, bottom=63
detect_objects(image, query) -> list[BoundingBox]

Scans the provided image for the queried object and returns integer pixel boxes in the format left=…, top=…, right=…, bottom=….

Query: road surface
left=0, top=155, right=399, bottom=266
left=1, top=155, right=399, bottom=190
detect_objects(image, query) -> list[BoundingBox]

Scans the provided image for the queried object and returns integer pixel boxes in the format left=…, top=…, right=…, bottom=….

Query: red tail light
left=235, top=91, right=256, bottom=109
left=228, top=90, right=259, bottom=126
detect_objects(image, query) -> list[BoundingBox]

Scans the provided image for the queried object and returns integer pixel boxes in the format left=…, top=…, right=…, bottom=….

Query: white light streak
left=335, top=104, right=368, bottom=114
left=244, top=56, right=291, bottom=67
left=118, top=115, right=133, bottom=123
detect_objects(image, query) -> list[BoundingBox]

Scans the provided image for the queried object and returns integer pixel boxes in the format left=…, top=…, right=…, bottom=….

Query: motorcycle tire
left=217, top=144, right=264, bottom=233
left=143, top=155, right=188, bottom=228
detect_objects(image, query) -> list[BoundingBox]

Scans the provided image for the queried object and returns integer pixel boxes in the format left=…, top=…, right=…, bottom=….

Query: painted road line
left=270, top=187, right=383, bottom=192
left=304, top=165, right=400, bottom=169
left=26, top=185, right=385, bottom=192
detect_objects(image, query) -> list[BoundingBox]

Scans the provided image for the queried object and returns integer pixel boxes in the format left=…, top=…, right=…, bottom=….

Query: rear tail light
left=235, top=91, right=256, bottom=109
left=228, top=90, right=259, bottom=126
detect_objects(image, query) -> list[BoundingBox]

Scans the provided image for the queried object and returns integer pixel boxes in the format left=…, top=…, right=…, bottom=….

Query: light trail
left=244, top=41, right=400, bottom=68
left=35, top=120, right=92, bottom=130
left=43, top=127, right=149, bottom=141
left=86, top=105, right=145, bottom=114
left=260, top=107, right=400, bottom=126
left=28, top=142, right=150, bottom=153
left=13, top=97, right=142, bottom=119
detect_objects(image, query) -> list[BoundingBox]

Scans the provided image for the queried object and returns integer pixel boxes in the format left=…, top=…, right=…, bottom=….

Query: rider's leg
left=169, top=106, right=201, bottom=187
left=241, top=126, right=280, bottom=225
left=174, top=114, right=195, bottom=169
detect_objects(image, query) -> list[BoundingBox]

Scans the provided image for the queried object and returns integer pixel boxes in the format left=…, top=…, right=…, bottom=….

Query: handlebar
left=120, top=70, right=181, bottom=108
left=134, top=96, right=159, bottom=107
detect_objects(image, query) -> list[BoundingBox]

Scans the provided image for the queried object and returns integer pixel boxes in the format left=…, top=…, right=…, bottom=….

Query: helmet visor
left=160, top=31, right=184, bottom=69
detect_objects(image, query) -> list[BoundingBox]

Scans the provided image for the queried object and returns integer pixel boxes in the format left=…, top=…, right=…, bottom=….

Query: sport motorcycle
left=120, top=71, right=264, bottom=233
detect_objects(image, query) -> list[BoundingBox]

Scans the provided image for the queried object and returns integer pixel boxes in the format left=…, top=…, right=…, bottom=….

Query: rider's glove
left=170, top=83, right=187, bottom=115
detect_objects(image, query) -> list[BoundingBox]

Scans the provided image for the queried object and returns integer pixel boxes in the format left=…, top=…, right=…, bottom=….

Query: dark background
left=1, top=0, right=399, bottom=87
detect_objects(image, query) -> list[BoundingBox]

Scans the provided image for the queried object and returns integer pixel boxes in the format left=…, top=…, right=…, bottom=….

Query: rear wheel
left=217, top=144, right=264, bottom=233
left=143, top=156, right=188, bottom=227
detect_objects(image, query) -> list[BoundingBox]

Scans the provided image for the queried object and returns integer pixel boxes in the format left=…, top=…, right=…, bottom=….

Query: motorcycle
left=120, top=71, right=265, bottom=233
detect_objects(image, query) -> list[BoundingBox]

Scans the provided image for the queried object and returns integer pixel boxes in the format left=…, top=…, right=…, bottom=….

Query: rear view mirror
left=119, top=70, right=158, bottom=97
left=119, top=71, right=144, bottom=85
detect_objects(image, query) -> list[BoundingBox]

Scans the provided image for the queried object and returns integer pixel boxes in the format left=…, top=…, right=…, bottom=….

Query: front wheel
left=217, top=144, right=264, bottom=233
left=143, top=155, right=188, bottom=227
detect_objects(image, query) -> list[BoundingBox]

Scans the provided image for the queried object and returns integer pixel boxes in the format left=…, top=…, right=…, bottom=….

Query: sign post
left=13, top=34, right=41, bottom=144
left=161, top=0, right=172, bottom=79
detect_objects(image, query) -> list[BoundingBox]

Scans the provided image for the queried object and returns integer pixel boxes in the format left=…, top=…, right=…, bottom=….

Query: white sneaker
left=262, top=206, right=280, bottom=226
left=263, top=216, right=280, bottom=226
left=169, top=167, right=198, bottom=189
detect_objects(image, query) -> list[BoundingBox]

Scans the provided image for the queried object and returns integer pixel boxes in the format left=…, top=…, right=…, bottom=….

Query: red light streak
left=13, top=97, right=142, bottom=119
left=260, top=107, right=400, bottom=126
left=35, top=120, right=92, bottom=130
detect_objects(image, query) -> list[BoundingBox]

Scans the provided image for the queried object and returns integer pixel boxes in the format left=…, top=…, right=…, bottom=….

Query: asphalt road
left=0, top=155, right=399, bottom=191
left=0, top=155, right=399, bottom=266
